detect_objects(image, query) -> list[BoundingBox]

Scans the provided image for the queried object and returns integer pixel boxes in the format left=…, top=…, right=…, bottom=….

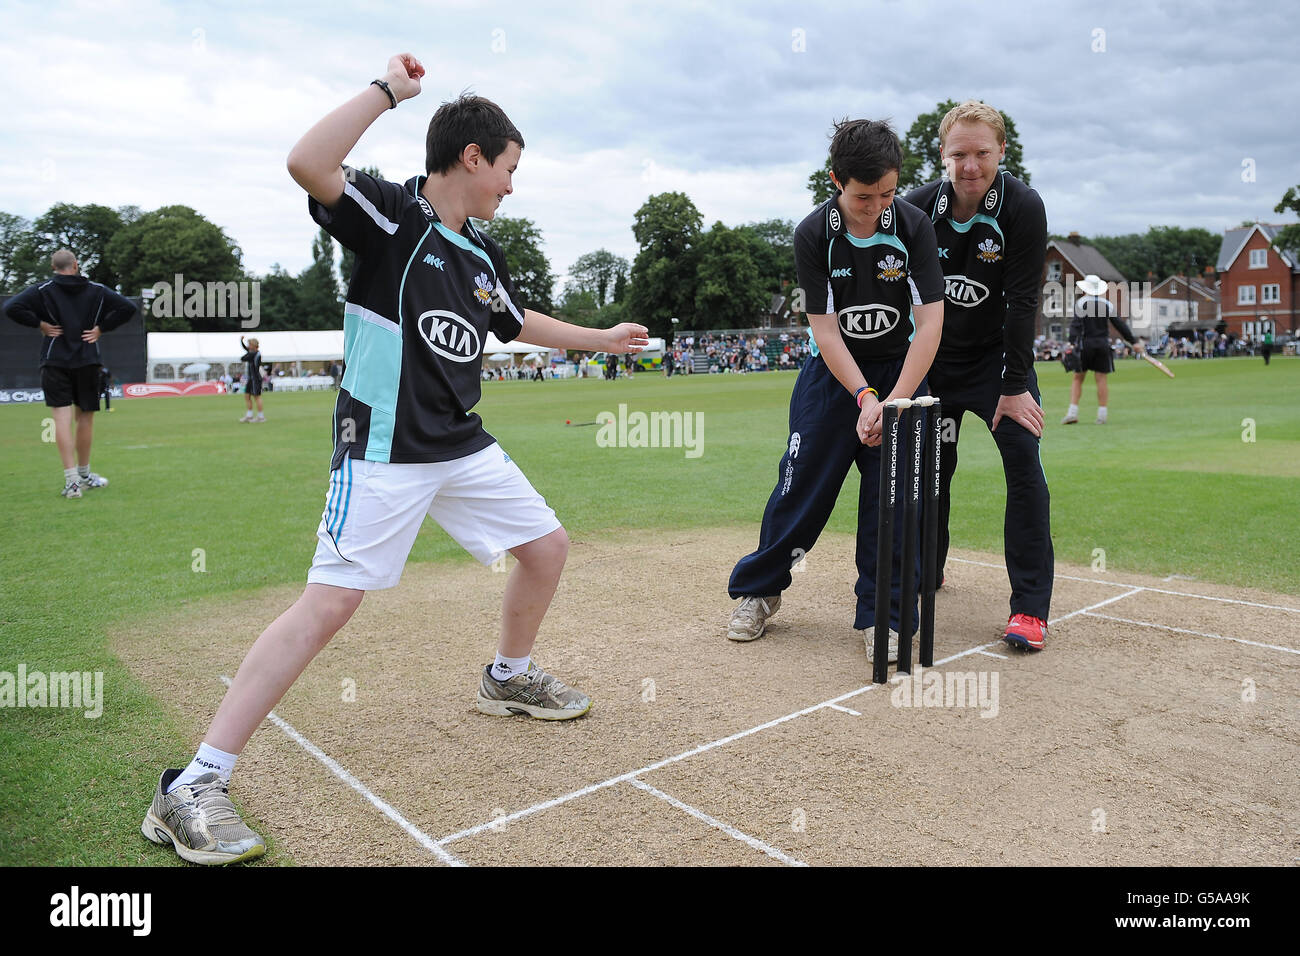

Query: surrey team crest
left=977, top=239, right=1002, bottom=263
left=473, top=273, right=493, bottom=305
left=877, top=255, right=905, bottom=281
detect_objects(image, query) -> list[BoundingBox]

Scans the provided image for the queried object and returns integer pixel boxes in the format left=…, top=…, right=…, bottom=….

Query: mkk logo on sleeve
left=839, top=304, right=901, bottom=339
left=419, top=310, right=481, bottom=362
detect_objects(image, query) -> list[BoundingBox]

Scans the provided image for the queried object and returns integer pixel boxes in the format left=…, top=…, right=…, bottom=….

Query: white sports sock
left=1097, top=406, right=1108, bottom=422
left=490, top=653, right=531, bottom=682
left=1066, top=404, right=1078, bottom=418
left=77, top=464, right=90, bottom=478
left=64, top=467, right=78, bottom=484
left=169, top=742, right=239, bottom=792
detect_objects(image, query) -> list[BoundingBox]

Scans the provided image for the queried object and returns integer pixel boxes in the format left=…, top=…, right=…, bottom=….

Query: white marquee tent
left=146, top=330, right=554, bottom=380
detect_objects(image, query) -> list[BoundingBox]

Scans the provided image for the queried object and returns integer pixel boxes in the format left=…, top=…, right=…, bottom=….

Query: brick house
left=1215, top=223, right=1300, bottom=341
left=1038, top=232, right=1127, bottom=341
left=1143, top=270, right=1219, bottom=342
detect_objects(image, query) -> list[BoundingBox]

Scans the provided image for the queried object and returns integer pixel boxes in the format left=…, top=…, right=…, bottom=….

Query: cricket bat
left=1140, top=353, right=1175, bottom=378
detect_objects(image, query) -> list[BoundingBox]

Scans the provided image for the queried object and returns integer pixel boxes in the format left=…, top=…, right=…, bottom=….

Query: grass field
left=1, top=354, right=1296, bottom=865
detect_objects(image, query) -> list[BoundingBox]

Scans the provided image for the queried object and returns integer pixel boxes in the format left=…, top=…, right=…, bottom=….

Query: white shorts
left=307, top=443, right=561, bottom=591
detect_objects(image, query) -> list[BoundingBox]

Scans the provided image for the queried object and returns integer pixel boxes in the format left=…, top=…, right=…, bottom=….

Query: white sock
left=64, top=467, right=78, bottom=484
left=1066, top=404, right=1078, bottom=418
left=490, top=653, right=531, bottom=682
left=1097, top=406, right=1108, bottom=422
left=77, top=464, right=90, bottom=478
left=169, top=742, right=239, bottom=792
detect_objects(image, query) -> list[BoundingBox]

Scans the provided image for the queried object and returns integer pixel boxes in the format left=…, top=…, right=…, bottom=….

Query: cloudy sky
left=0, top=0, right=1293, bottom=290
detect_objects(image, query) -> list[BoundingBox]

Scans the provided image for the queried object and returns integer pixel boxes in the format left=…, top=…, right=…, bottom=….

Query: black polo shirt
left=309, top=168, right=525, bottom=466
left=903, top=171, right=1047, bottom=394
left=796, top=194, right=944, bottom=364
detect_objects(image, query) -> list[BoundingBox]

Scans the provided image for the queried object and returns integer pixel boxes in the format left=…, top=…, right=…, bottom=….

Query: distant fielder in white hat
left=1062, top=273, right=1145, bottom=424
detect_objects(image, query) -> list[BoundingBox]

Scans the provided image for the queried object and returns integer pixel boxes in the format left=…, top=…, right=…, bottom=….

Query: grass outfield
left=0, top=354, right=1296, bottom=865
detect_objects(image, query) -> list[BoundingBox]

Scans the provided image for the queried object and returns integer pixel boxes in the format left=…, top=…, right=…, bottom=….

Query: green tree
left=694, top=221, right=770, bottom=329
left=1272, top=187, right=1300, bottom=259
left=0, top=212, right=33, bottom=292
left=555, top=283, right=601, bottom=328
left=567, top=249, right=629, bottom=307
left=737, top=218, right=795, bottom=295
left=807, top=157, right=836, bottom=206
left=1089, top=227, right=1222, bottom=281
left=105, top=205, right=243, bottom=330
left=257, top=265, right=304, bottom=332
left=13, top=202, right=127, bottom=288
left=295, top=228, right=343, bottom=329
left=480, top=215, right=555, bottom=313
left=627, top=191, right=702, bottom=335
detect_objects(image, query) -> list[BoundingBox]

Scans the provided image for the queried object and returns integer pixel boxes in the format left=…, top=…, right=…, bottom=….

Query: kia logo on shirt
left=419, top=310, right=481, bottom=362
left=944, top=275, right=991, bottom=307
left=839, top=304, right=901, bottom=339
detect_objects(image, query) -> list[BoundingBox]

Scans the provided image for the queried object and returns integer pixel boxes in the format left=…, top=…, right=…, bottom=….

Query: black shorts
left=1080, top=345, right=1115, bottom=374
left=245, top=377, right=263, bottom=396
left=42, top=365, right=102, bottom=411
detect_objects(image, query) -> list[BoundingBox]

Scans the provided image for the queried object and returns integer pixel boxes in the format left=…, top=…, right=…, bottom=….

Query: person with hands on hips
left=727, top=118, right=944, bottom=666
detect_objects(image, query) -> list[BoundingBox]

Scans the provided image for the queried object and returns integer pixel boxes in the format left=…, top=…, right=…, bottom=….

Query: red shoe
left=1003, top=613, right=1046, bottom=651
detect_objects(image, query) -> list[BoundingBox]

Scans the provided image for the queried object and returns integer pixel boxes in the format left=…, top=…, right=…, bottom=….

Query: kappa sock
left=490, top=654, right=531, bottom=682
left=169, top=742, right=239, bottom=792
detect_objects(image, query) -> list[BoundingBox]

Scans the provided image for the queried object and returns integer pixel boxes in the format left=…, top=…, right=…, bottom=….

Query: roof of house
left=1152, top=275, right=1219, bottom=304
left=1047, top=239, right=1126, bottom=283
left=1216, top=223, right=1299, bottom=273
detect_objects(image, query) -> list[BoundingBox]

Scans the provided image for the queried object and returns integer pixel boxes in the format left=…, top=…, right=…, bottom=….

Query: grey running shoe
left=863, top=628, right=900, bottom=664
left=476, top=663, right=592, bottom=720
left=141, top=770, right=265, bottom=865
left=78, top=472, right=109, bottom=489
left=727, top=595, right=781, bottom=641
left=61, top=481, right=82, bottom=499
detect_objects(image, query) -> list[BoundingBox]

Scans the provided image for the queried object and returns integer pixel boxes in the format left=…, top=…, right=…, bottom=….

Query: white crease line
left=1083, top=615, right=1300, bottom=656
left=1051, top=588, right=1144, bottom=626
left=434, top=589, right=1152, bottom=849
left=436, top=682, right=887, bottom=846
left=219, top=675, right=464, bottom=867
left=627, top=778, right=807, bottom=867
left=948, top=557, right=1300, bottom=612
left=976, top=649, right=1009, bottom=660
left=826, top=703, right=862, bottom=716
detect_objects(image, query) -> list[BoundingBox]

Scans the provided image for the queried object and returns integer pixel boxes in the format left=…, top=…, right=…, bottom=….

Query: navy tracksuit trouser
left=729, top=355, right=928, bottom=633
left=929, top=347, right=1053, bottom=621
